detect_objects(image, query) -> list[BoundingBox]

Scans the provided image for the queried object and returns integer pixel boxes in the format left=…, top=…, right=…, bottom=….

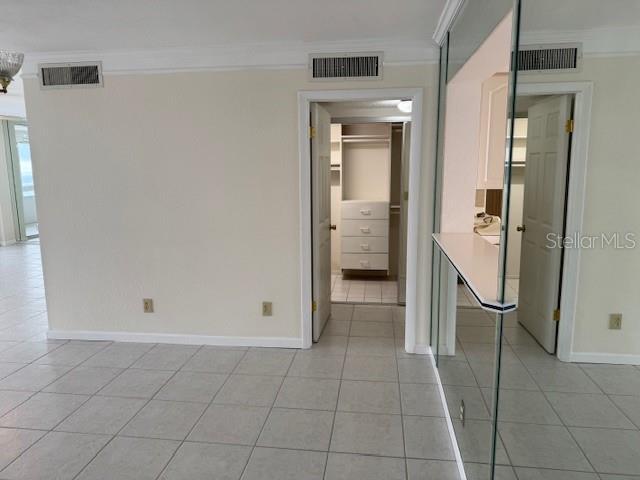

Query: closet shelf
left=342, top=138, right=390, bottom=145
left=342, top=134, right=389, bottom=140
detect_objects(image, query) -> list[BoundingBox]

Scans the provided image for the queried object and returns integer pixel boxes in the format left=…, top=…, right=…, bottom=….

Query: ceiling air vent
left=517, top=44, right=581, bottom=73
left=39, top=62, right=103, bottom=89
left=309, top=52, right=383, bottom=81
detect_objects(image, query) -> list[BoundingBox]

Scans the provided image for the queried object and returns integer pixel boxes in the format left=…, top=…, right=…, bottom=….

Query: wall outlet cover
left=143, top=298, right=154, bottom=313
left=262, top=301, right=273, bottom=316
left=609, top=313, right=622, bottom=330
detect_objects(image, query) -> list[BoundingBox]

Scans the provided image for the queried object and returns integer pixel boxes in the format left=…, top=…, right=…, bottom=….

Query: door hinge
left=309, top=126, right=316, bottom=139
left=553, top=309, right=561, bottom=322
left=312, top=300, right=317, bottom=312
left=565, top=119, right=574, bottom=133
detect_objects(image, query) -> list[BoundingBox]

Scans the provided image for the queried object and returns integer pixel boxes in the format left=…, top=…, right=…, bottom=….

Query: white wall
left=24, top=64, right=438, bottom=347
left=440, top=13, right=512, bottom=233
left=521, top=56, right=640, bottom=358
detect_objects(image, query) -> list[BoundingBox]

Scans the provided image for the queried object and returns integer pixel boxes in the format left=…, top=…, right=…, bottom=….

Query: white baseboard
left=565, top=351, right=640, bottom=365
left=413, top=344, right=432, bottom=355
left=429, top=352, right=467, bottom=480
left=47, top=330, right=303, bottom=349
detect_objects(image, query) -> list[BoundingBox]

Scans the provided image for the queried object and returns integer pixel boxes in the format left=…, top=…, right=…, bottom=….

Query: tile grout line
left=392, top=306, right=409, bottom=480
left=64, top=342, right=208, bottom=480
left=67, top=343, right=205, bottom=480
left=235, top=348, right=298, bottom=480
left=0, top=339, right=124, bottom=477
left=321, top=306, right=349, bottom=480
left=153, top=346, right=251, bottom=480
left=513, top=342, right=601, bottom=475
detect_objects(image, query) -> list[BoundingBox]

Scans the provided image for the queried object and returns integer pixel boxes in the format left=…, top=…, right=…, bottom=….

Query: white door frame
left=298, top=88, right=424, bottom=350
left=516, top=81, right=593, bottom=362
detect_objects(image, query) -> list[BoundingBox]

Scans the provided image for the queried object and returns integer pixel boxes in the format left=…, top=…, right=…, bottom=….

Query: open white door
left=397, top=122, right=411, bottom=305
left=518, top=95, right=572, bottom=353
left=311, top=103, right=332, bottom=341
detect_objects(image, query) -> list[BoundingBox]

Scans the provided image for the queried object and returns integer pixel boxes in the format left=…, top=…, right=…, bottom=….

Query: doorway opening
left=324, top=111, right=411, bottom=306
left=298, top=88, right=424, bottom=349
left=312, top=102, right=410, bottom=341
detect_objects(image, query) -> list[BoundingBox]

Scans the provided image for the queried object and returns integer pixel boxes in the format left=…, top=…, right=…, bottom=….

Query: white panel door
left=311, top=104, right=332, bottom=341
left=517, top=95, right=572, bottom=353
left=398, top=122, right=411, bottom=304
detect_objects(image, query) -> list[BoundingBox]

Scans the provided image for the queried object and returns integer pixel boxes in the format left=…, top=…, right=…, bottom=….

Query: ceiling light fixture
left=0, top=51, right=24, bottom=94
left=397, top=100, right=412, bottom=113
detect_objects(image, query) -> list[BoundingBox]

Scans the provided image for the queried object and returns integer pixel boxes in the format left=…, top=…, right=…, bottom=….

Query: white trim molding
left=433, top=0, right=466, bottom=46
left=414, top=344, right=433, bottom=355
left=297, top=88, right=424, bottom=352
left=430, top=353, right=467, bottom=480
left=517, top=81, right=593, bottom=364
left=21, top=40, right=439, bottom=77
left=47, top=330, right=302, bottom=349
left=566, top=352, right=640, bottom=366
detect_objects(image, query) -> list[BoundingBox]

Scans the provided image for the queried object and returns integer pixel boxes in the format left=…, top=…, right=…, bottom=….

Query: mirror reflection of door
left=518, top=95, right=573, bottom=353
left=7, top=123, right=38, bottom=239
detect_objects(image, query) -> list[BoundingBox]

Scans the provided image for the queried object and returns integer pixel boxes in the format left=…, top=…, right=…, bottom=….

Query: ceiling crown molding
left=433, top=0, right=466, bottom=46
left=20, top=39, right=439, bottom=77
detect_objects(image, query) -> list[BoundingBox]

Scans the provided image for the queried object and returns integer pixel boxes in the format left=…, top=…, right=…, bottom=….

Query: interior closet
left=321, top=98, right=411, bottom=306
left=330, top=123, right=393, bottom=274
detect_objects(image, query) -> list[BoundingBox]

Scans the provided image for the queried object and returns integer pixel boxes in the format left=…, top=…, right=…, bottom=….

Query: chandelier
left=0, top=51, right=24, bottom=94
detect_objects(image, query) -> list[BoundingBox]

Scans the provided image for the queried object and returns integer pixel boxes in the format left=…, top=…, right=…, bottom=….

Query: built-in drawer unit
left=341, top=201, right=389, bottom=220
left=340, top=200, right=389, bottom=272
left=341, top=253, right=389, bottom=270
left=342, top=237, right=388, bottom=254
left=341, top=219, right=389, bottom=237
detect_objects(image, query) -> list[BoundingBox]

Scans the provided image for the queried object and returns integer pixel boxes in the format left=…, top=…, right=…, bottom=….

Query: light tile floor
left=0, top=242, right=459, bottom=480
left=331, top=274, right=398, bottom=304
left=445, top=288, right=640, bottom=479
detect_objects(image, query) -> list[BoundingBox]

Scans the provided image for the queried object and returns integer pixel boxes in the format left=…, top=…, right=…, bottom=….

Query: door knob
left=516, top=225, right=526, bottom=232
left=329, top=224, right=337, bottom=230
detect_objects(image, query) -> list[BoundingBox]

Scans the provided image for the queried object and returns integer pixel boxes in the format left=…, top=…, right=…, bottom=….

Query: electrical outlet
left=609, top=313, right=622, bottom=330
left=143, top=298, right=154, bottom=313
left=262, top=301, right=273, bottom=316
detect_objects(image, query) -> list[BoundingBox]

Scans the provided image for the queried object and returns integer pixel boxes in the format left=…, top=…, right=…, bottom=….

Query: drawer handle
left=359, top=260, right=370, bottom=267
left=360, top=227, right=371, bottom=233
left=360, top=244, right=370, bottom=251
left=360, top=209, right=372, bottom=215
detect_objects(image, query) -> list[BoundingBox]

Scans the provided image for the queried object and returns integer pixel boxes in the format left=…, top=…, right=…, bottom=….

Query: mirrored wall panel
left=495, top=1, right=640, bottom=478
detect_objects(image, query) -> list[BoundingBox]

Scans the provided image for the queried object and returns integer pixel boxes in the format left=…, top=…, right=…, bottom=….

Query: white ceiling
left=1, top=0, right=446, bottom=53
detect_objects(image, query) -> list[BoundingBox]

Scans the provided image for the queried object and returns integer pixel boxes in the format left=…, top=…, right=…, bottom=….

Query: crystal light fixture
left=0, top=51, right=24, bottom=94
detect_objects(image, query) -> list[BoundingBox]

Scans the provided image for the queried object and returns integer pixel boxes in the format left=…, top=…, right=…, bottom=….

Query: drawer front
left=341, top=253, right=389, bottom=270
left=342, top=201, right=389, bottom=220
left=342, top=236, right=388, bottom=254
left=342, top=219, right=389, bottom=237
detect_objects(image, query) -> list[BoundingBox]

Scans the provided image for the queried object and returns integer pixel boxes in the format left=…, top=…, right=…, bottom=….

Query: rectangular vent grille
left=39, top=62, right=103, bottom=89
left=517, top=44, right=581, bottom=73
left=310, top=53, right=382, bottom=80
